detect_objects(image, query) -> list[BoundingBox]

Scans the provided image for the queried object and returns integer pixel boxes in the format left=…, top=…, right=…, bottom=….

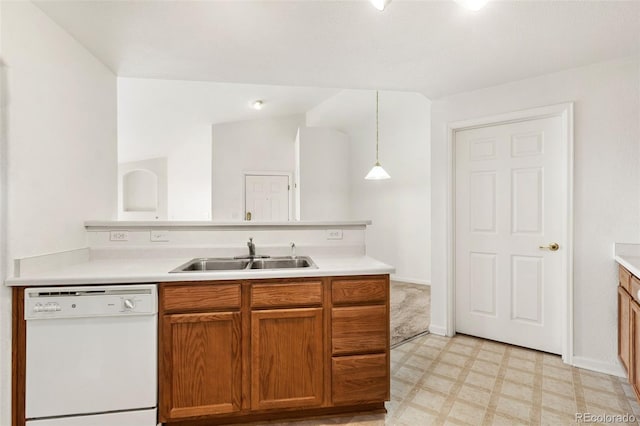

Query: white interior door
left=245, top=174, right=290, bottom=221
left=455, top=116, right=564, bottom=354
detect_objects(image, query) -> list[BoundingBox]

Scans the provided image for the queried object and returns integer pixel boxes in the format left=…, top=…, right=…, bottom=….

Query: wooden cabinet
left=12, top=275, right=390, bottom=426
left=251, top=308, right=324, bottom=410
left=251, top=281, right=323, bottom=308
left=250, top=278, right=325, bottom=411
left=161, top=312, right=242, bottom=419
left=330, top=276, right=390, bottom=405
left=618, top=265, right=640, bottom=402
left=163, top=283, right=241, bottom=312
left=621, top=266, right=632, bottom=294
left=630, top=300, right=640, bottom=399
left=619, top=285, right=631, bottom=373
left=332, top=305, right=387, bottom=355
left=157, top=275, right=389, bottom=425
left=332, top=354, right=388, bottom=405
left=159, top=283, right=243, bottom=422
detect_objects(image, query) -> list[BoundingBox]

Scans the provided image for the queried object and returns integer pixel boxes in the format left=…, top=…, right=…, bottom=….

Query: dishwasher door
left=24, top=285, right=157, bottom=422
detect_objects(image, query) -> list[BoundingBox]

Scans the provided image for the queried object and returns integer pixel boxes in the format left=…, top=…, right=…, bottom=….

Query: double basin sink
left=170, top=256, right=317, bottom=273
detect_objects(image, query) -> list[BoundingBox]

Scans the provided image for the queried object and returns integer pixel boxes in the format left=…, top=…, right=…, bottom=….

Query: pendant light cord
left=376, top=90, right=380, bottom=164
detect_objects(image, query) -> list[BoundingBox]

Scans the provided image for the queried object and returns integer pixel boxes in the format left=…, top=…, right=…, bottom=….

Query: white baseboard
left=429, top=324, right=447, bottom=336
left=571, top=356, right=626, bottom=378
left=391, top=275, right=430, bottom=286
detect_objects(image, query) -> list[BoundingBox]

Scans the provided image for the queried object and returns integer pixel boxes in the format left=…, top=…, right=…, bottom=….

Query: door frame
left=446, top=103, right=574, bottom=363
left=242, top=171, right=293, bottom=222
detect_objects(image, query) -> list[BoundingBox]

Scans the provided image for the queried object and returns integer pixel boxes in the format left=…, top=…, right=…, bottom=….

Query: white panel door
left=455, top=116, right=564, bottom=354
left=245, top=174, right=290, bottom=221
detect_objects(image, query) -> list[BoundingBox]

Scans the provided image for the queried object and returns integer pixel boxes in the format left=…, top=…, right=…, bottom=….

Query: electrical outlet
left=150, top=230, right=170, bottom=242
left=109, top=231, right=129, bottom=242
left=326, top=229, right=343, bottom=240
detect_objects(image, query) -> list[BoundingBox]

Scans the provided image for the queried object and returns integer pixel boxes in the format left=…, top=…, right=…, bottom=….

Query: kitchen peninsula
left=8, top=221, right=394, bottom=426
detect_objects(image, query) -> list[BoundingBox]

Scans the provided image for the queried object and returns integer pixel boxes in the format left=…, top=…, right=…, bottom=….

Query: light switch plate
left=326, top=229, right=343, bottom=240
left=150, top=230, right=170, bottom=242
left=109, top=231, right=129, bottom=242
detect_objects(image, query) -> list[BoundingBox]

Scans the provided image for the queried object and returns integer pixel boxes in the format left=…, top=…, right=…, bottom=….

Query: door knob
left=539, top=243, right=559, bottom=251
left=246, top=211, right=252, bottom=221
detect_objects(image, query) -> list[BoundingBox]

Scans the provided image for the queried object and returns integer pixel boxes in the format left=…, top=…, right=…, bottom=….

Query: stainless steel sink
left=250, top=257, right=314, bottom=270
left=170, top=258, right=250, bottom=272
left=170, top=256, right=316, bottom=273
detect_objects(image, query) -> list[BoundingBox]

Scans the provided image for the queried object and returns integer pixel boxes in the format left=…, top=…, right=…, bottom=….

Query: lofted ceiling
left=35, top=0, right=640, bottom=99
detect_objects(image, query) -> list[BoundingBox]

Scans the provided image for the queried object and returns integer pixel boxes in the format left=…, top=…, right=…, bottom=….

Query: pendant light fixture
left=365, top=91, right=391, bottom=180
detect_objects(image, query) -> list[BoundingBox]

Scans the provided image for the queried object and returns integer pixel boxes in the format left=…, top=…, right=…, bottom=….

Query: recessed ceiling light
left=251, top=100, right=264, bottom=110
left=454, top=0, right=488, bottom=11
left=370, top=0, right=391, bottom=11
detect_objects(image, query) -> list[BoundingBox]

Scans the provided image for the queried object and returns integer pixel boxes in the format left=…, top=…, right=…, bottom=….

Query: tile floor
left=254, top=333, right=640, bottom=426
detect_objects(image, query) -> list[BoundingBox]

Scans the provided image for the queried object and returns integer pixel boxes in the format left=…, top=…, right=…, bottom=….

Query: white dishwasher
left=24, top=284, right=158, bottom=426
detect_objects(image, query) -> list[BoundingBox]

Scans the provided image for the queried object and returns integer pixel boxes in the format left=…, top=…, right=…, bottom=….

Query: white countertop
left=614, top=243, right=640, bottom=277
left=616, top=255, right=640, bottom=278
left=5, top=255, right=394, bottom=286
left=85, top=220, right=372, bottom=229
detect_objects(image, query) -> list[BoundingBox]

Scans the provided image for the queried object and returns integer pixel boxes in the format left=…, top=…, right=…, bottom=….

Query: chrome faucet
left=290, top=242, right=296, bottom=259
left=248, top=237, right=256, bottom=258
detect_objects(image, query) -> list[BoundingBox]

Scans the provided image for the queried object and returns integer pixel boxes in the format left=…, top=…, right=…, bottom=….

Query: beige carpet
left=390, top=281, right=430, bottom=347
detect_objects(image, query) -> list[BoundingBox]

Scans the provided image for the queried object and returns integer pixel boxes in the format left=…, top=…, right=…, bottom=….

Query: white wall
left=118, top=78, right=212, bottom=220
left=307, top=90, right=431, bottom=285
left=297, top=127, right=350, bottom=220
left=212, top=115, right=303, bottom=220
left=0, top=3, right=7, bottom=426
left=117, top=79, right=339, bottom=221
left=0, top=1, right=117, bottom=423
left=430, top=58, right=640, bottom=373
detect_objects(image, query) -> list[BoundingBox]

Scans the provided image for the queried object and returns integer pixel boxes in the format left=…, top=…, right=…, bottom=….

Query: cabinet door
left=630, top=301, right=640, bottom=399
left=619, top=286, right=631, bottom=374
left=251, top=308, right=324, bottom=410
left=160, top=312, right=242, bottom=421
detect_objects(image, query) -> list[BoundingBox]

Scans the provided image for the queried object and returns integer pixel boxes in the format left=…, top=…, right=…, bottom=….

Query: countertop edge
left=85, top=220, right=373, bottom=229
left=5, top=265, right=395, bottom=287
left=615, top=255, right=640, bottom=279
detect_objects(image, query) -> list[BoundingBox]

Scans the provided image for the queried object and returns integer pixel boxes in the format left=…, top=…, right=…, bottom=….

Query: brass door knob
left=539, top=242, right=559, bottom=251
left=246, top=211, right=252, bottom=221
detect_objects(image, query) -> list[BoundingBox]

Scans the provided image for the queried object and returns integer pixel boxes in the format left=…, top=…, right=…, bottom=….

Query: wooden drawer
left=332, top=278, right=387, bottom=305
left=162, top=283, right=241, bottom=313
left=332, top=353, right=389, bottom=405
left=251, top=281, right=323, bottom=308
left=621, top=266, right=632, bottom=293
left=631, top=276, right=640, bottom=304
left=332, top=305, right=387, bottom=355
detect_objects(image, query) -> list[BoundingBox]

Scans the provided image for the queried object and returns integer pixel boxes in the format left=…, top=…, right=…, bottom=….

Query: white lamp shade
left=365, top=163, right=391, bottom=180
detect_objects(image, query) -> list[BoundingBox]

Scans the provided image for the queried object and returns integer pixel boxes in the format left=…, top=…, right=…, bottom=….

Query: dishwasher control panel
left=24, top=285, right=157, bottom=320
